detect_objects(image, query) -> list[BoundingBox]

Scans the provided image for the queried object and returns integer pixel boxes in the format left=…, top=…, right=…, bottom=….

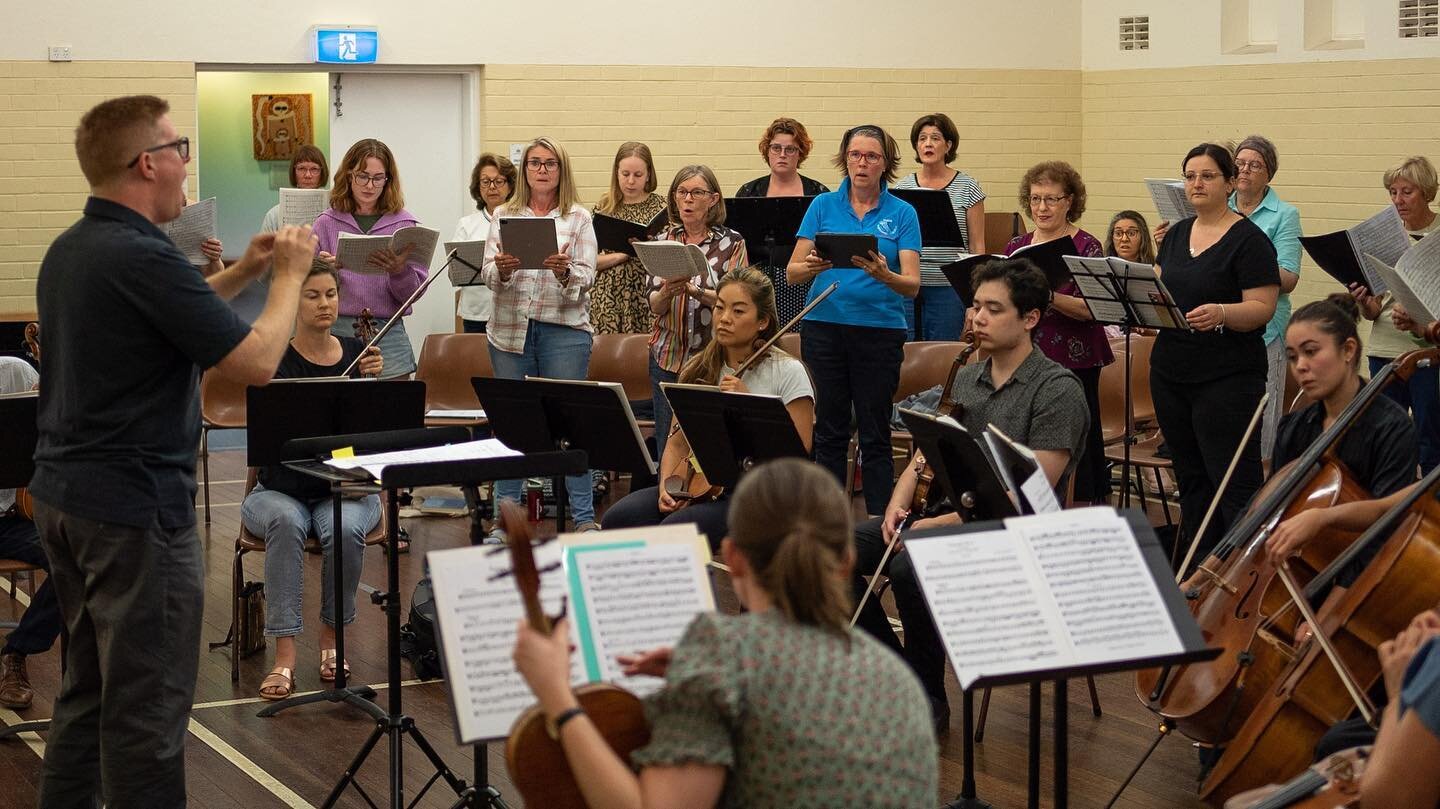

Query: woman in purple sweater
left=312, top=138, right=429, bottom=377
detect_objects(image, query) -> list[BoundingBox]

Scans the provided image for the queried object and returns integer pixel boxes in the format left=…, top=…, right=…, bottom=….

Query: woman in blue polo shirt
left=787, top=124, right=921, bottom=515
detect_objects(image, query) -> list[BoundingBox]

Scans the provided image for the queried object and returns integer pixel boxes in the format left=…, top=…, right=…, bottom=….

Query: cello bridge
left=1196, top=564, right=1238, bottom=595
left=1256, top=628, right=1296, bottom=661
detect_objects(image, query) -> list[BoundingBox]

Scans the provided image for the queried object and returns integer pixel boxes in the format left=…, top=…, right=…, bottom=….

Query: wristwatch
left=546, top=706, right=585, bottom=739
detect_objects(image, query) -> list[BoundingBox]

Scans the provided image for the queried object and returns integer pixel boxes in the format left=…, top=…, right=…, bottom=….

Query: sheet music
left=335, top=234, right=393, bottom=274
left=633, top=241, right=707, bottom=281
left=1393, top=232, right=1440, bottom=322
left=1364, top=255, right=1435, bottom=324
left=278, top=188, right=327, bottom=228
left=427, top=541, right=583, bottom=742
left=1346, top=207, right=1410, bottom=295
left=444, top=240, right=486, bottom=286
left=983, top=424, right=1060, bottom=515
left=391, top=225, right=439, bottom=268
left=1144, top=179, right=1194, bottom=223
left=426, top=408, right=487, bottom=419
left=1113, top=261, right=1190, bottom=330
left=324, top=438, right=519, bottom=479
left=161, top=197, right=216, bottom=265
left=1062, top=256, right=1129, bottom=324
left=565, top=526, right=714, bottom=696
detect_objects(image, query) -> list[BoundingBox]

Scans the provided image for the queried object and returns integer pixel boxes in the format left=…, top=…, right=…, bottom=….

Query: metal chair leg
left=974, top=687, right=992, bottom=742
left=201, top=427, right=212, bottom=525
left=1087, top=675, right=1102, bottom=717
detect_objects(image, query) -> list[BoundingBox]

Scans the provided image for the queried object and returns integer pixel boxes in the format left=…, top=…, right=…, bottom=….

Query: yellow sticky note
left=331, top=446, right=355, bottom=459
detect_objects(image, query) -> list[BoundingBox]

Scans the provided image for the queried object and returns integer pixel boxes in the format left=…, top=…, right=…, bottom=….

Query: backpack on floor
left=399, top=577, right=442, bottom=680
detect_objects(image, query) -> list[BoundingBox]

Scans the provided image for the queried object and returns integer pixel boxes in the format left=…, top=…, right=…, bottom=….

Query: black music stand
left=231, top=379, right=423, bottom=719
left=892, top=188, right=966, bottom=336
left=375, top=448, right=588, bottom=809
left=658, top=383, right=808, bottom=488
left=0, top=392, right=48, bottom=742
left=472, top=377, right=655, bottom=530
left=725, top=195, right=817, bottom=325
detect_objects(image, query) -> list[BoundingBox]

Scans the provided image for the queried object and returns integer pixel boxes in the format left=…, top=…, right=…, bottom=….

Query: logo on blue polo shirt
left=877, top=218, right=899, bottom=238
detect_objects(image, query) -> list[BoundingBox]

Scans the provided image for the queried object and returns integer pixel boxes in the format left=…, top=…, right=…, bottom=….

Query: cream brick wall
left=0, top=61, right=195, bottom=315
left=1081, top=57, right=1440, bottom=327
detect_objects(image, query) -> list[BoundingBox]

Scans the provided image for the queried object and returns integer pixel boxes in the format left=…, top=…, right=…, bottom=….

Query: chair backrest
left=896, top=341, right=966, bottom=402
left=778, top=332, right=802, bottom=360
left=983, top=211, right=1024, bottom=254
left=587, top=333, right=653, bottom=402
left=1125, top=333, right=1157, bottom=425
left=414, top=333, right=493, bottom=411
left=1098, top=340, right=1129, bottom=441
left=200, top=369, right=248, bottom=429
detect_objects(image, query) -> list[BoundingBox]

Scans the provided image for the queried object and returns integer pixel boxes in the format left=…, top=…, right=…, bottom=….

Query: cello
left=499, top=500, right=651, bottom=808
left=1222, top=747, right=1369, bottom=809
left=1199, top=464, right=1440, bottom=805
left=1135, top=349, right=1440, bottom=746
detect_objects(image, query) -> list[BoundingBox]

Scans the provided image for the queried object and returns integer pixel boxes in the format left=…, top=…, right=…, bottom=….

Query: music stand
left=658, top=383, right=808, bottom=489
left=725, top=195, right=816, bottom=325
left=472, top=377, right=655, bottom=529
left=891, top=188, right=965, bottom=248
left=0, top=392, right=48, bottom=742
left=376, top=448, right=589, bottom=809
left=234, top=379, right=424, bottom=719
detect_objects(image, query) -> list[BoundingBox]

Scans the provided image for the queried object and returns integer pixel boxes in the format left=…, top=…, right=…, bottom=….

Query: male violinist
left=29, top=95, right=315, bottom=807
left=850, top=258, right=1089, bottom=730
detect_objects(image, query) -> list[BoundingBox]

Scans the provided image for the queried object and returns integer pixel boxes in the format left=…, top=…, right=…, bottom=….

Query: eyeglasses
left=1028, top=194, right=1070, bottom=207
left=353, top=172, right=389, bottom=187
left=675, top=188, right=716, bottom=200
left=126, top=137, right=189, bottom=168
left=846, top=151, right=884, bottom=166
left=525, top=159, right=561, bottom=172
left=768, top=144, right=800, bottom=156
left=1112, top=228, right=1141, bottom=239
left=1235, top=160, right=1267, bottom=174
left=295, top=165, right=322, bottom=175
left=478, top=178, right=510, bottom=189
left=1183, top=171, right=1224, bottom=184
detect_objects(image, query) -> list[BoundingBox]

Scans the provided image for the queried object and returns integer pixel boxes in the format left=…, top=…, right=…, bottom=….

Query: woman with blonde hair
left=592, top=141, right=667, bottom=334
left=515, top=457, right=937, bottom=809
left=312, top=138, right=429, bottom=377
left=482, top=136, right=599, bottom=532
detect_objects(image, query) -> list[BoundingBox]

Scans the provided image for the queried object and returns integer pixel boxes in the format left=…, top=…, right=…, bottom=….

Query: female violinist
left=602, top=267, right=812, bottom=550
left=513, top=458, right=937, bottom=809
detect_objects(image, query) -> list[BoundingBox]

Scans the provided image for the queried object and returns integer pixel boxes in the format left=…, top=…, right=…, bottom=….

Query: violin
left=660, top=281, right=838, bottom=507
left=500, top=501, right=650, bottom=809
left=1222, top=746, right=1368, bottom=809
left=14, top=322, right=39, bottom=520
left=910, top=332, right=980, bottom=514
left=1135, top=350, right=1440, bottom=746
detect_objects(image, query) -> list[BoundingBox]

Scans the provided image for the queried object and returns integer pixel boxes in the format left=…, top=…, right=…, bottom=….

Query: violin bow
left=338, top=249, right=458, bottom=378
left=730, top=281, right=838, bottom=378
left=850, top=525, right=903, bottom=629
left=1275, top=562, right=1377, bottom=725
left=1175, top=393, right=1268, bottom=583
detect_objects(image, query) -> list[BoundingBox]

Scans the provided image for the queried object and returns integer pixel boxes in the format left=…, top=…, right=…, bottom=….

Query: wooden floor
left=0, top=449, right=1206, bottom=809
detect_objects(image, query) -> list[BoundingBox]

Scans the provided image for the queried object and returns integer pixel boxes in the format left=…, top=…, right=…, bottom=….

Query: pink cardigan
left=312, top=208, right=428, bottom=317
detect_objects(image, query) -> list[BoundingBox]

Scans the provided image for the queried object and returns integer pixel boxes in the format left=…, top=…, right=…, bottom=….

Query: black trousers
left=34, top=503, right=203, bottom=809
left=601, top=486, right=729, bottom=553
left=1150, top=370, right=1266, bottom=562
left=802, top=321, right=906, bottom=516
left=0, top=514, right=62, bottom=656
left=1072, top=365, right=1111, bottom=502
left=851, top=516, right=948, bottom=705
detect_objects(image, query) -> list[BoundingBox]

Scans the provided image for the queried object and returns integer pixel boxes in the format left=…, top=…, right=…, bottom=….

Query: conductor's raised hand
left=617, top=646, right=673, bottom=678
left=854, top=249, right=891, bottom=281
left=357, top=346, right=384, bottom=377
left=272, top=225, right=318, bottom=284
left=238, top=232, right=277, bottom=276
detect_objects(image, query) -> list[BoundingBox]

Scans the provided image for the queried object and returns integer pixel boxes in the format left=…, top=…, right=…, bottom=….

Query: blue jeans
left=489, top=320, right=595, bottom=524
left=0, top=514, right=61, bottom=656
left=649, top=354, right=680, bottom=455
left=1370, top=355, right=1440, bottom=473
left=902, top=285, right=966, bottom=342
left=240, top=485, right=380, bottom=636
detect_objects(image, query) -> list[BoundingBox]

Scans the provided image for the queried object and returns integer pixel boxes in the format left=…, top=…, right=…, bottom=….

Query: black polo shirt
left=31, top=197, right=252, bottom=528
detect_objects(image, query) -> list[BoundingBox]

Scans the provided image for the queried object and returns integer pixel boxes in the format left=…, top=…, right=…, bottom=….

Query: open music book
left=278, top=188, right=327, bottom=228
left=1061, top=255, right=1191, bottom=330
left=1300, top=206, right=1410, bottom=295
left=907, top=507, right=1186, bottom=689
left=1362, top=231, right=1440, bottom=323
left=1144, top=178, right=1195, bottom=223
left=940, top=236, right=1075, bottom=308
left=632, top=240, right=709, bottom=281
left=443, top=240, right=486, bottom=286
left=427, top=523, right=715, bottom=743
left=336, top=226, right=440, bottom=275
left=160, top=197, right=217, bottom=266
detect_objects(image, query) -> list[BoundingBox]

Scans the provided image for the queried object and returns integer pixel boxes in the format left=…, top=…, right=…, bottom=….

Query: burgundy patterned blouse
left=1004, top=229, right=1115, bottom=370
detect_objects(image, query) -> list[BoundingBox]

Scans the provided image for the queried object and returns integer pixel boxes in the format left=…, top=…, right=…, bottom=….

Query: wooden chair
left=587, top=333, right=654, bottom=407
left=199, top=370, right=247, bottom=524
left=213, top=468, right=389, bottom=684
left=983, top=211, right=1024, bottom=253
left=0, top=558, right=41, bottom=612
left=414, top=333, right=492, bottom=428
left=778, top=332, right=802, bottom=360
left=1099, top=334, right=1157, bottom=446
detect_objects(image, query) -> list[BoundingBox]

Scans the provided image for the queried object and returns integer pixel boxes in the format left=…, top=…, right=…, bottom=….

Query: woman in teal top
left=514, top=458, right=937, bottom=809
left=784, top=124, right=922, bottom=516
left=1229, top=135, right=1302, bottom=462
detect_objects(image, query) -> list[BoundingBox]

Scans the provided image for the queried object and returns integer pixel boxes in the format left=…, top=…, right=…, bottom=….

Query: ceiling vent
left=1400, top=0, right=1439, bottom=37
left=1120, top=15, right=1151, bottom=50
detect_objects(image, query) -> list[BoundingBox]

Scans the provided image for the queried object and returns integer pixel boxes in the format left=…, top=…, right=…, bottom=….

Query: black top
left=31, top=197, right=251, bottom=528
left=1273, top=391, right=1419, bottom=585
left=735, top=174, right=831, bottom=198
left=258, top=336, right=367, bottom=500
left=1151, top=216, right=1279, bottom=383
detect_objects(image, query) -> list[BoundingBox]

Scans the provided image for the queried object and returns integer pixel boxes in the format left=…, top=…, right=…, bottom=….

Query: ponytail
left=727, top=458, right=853, bottom=635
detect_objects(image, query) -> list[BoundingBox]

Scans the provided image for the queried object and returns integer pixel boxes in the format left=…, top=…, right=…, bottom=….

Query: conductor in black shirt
left=30, top=95, right=317, bottom=808
left=1151, top=143, right=1279, bottom=561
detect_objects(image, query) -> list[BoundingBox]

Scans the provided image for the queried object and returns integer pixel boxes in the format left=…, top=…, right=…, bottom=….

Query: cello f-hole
left=1234, top=570, right=1261, bottom=621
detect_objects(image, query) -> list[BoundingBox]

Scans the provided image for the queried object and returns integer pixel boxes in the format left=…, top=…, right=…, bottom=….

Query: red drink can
left=525, top=479, right=543, bottom=522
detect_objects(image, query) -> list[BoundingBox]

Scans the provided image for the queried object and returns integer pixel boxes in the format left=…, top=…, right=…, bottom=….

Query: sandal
left=259, top=666, right=294, bottom=701
left=319, top=649, right=350, bottom=683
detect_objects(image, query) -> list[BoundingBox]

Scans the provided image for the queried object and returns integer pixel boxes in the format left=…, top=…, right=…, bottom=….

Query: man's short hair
left=971, top=258, right=1052, bottom=319
left=75, top=95, right=170, bottom=187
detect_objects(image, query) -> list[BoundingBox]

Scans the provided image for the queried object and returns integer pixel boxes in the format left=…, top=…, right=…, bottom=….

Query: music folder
left=940, top=235, right=1075, bottom=308
left=594, top=209, right=668, bottom=257
left=891, top=188, right=965, bottom=248
left=497, top=217, right=559, bottom=269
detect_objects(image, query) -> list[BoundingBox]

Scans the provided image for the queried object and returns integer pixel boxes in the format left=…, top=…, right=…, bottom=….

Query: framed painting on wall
left=252, top=94, right=314, bottom=161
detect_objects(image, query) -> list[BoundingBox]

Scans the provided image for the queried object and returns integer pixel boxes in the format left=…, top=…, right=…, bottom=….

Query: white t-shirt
left=719, top=350, right=813, bottom=405
left=454, top=209, right=493, bottom=322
